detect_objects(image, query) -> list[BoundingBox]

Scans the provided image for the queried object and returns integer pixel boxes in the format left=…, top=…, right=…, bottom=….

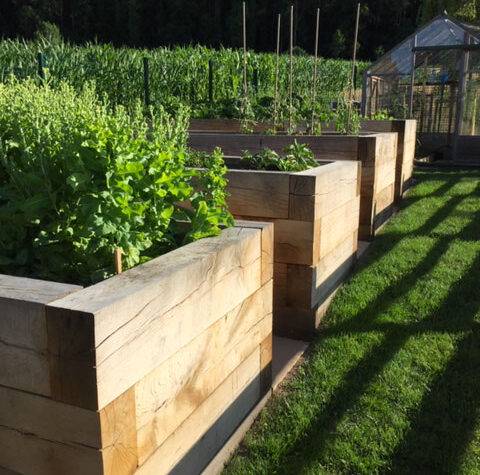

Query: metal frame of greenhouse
left=361, top=14, right=480, bottom=163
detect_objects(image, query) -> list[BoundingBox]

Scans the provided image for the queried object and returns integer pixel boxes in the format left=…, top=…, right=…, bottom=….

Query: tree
left=418, top=0, right=478, bottom=24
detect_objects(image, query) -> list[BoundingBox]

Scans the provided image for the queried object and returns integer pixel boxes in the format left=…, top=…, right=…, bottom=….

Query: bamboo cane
left=311, top=8, right=320, bottom=132
left=274, top=13, right=281, bottom=132
left=242, top=2, right=248, bottom=101
left=289, top=4, right=294, bottom=131
left=348, top=3, right=361, bottom=131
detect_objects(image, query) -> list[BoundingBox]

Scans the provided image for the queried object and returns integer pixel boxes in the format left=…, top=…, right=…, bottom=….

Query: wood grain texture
left=189, top=133, right=360, bottom=161
left=136, top=348, right=261, bottom=475
left=319, top=196, right=361, bottom=260
left=0, top=276, right=81, bottom=396
left=274, top=219, right=320, bottom=265
left=260, top=334, right=273, bottom=394
left=219, top=159, right=361, bottom=338
left=0, top=224, right=272, bottom=475
left=99, top=388, right=138, bottom=475
left=46, top=226, right=263, bottom=410
left=0, top=424, right=103, bottom=475
left=227, top=170, right=290, bottom=219
left=361, top=119, right=417, bottom=199
left=0, top=385, right=101, bottom=449
left=235, top=220, right=274, bottom=285
left=135, top=283, right=272, bottom=463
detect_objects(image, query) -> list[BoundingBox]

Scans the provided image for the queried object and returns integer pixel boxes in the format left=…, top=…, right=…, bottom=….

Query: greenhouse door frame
left=413, top=40, right=479, bottom=162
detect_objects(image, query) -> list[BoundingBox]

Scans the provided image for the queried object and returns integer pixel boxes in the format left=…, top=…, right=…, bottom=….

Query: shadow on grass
left=357, top=176, right=468, bottom=272
left=272, top=182, right=480, bottom=474
left=386, top=225, right=480, bottom=475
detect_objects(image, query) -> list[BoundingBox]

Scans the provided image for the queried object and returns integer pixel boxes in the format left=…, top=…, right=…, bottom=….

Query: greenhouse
left=361, top=14, right=480, bottom=162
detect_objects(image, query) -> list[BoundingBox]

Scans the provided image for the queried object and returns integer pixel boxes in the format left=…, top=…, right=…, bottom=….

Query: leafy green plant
left=187, top=141, right=317, bottom=172
left=370, top=108, right=394, bottom=120
left=242, top=140, right=318, bottom=172
left=332, top=100, right=362, bottom=135
left=0, top=79, right=233, bottom=285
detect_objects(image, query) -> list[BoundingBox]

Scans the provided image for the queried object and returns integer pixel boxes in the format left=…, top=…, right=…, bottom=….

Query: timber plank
left=235, top=221, right=274, bottom=284
left=136, top=348, right=261, bottom=475
left=0, top=385, right=101, bottom=449
left=0, top=425, right=103, bottom=475
left=46, top=227, right=262, bottom=410
left=134, top=283, right=272, bottom=463
left=227, top=170, right=290, bottom=219
left=0, top=276, right=80, bottom=396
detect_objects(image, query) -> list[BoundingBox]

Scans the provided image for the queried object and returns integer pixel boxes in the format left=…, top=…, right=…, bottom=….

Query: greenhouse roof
left=369, top=14, right=480, bottom=77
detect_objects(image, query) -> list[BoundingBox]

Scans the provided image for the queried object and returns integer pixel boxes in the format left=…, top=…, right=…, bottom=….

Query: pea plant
left=0, top=79, right=233, bottom=285
left=188, top=140, right=318, bottom=172
left=243, top=141, right=318, bottom=171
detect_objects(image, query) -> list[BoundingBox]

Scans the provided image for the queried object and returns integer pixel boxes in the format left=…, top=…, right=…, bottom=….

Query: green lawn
left=225, top=169, right=480, bottom=475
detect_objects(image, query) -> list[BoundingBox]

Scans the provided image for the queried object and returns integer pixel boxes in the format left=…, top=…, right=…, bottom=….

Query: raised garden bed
left=362, top=120, right=416, bottom=200
left=189, top=118, right=273, bottom=133
left=189, top=132, right=397, bottom=240
left=322, top=119, right=417, bottom=201
left=0, top=222, right=273, bottom=475
left=188, top=118, right=416, bottom=204
left=217, top=158, right=361, bottom=339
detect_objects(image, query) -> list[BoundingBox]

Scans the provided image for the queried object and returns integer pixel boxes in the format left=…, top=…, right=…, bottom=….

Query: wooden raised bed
left=218, top=159, right=361, bottom=339
left=189, top=132, right=397, bottom=241
left=360, top=120, right=416, bottom=200
left=0, top=222, right=273, bottom=475
left=189, top=118, right=416, bottom=203
left=189, top=118, right=273, bottom=133
left=321, top=119, right=416, bottom=201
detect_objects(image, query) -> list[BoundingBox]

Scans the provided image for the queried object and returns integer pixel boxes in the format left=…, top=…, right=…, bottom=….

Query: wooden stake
left=350, top=3, right=361, bottom=103
left=408, top=35, right=418, bottom=118
left=348, top=3, right=361, bottom=130
left=208, top=59, right=214, bottom=103
left=274, top=13, right=281, bottom=131
left=114, top=248, right=123, bottom=274
left=242, top=2, right=248, bottom=100
left=37, top=52, right=45, bottom=80
left=289, top=4, right=294, bottom=131
left=311, top=7, right=320, bottom=132
left=143, top=57, right=150, bottom=108
left=472, top=92, right=478, bottom=135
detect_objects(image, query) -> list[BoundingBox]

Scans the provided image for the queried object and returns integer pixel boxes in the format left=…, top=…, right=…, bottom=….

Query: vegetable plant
left=0, top=79, right=233, bottom=285
left=243, top=141, right=318, bottom=171
left=188, top=140, right=318, bottom=172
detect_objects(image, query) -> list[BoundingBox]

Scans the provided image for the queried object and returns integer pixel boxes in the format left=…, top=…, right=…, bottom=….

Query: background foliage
left=0, top=1, right=478, bottom=60
left=0, top=40, right=368, bottom=122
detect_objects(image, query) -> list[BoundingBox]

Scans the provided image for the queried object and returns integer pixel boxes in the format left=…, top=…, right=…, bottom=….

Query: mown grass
left=225, top=169, right=480, bottom=474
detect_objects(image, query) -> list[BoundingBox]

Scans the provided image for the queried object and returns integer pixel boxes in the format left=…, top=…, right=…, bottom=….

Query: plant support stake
left=311, top=7, right=320, bottom=132
left=348, top=2, right=361, bottom=130
left=114, top=248, right=123, bottom=274
left=350, top=3, right=361, bottom=101
left=143, top=57, right=151, bottom=108
left=242, top=2, right=248, bottom=101
left=37, top=52, right=45, bottom=80
left=208, top=59, right=214, bottom=103
left=274, top=13, right=281, bottom=131
left=288, top=4, right=294, bottom=130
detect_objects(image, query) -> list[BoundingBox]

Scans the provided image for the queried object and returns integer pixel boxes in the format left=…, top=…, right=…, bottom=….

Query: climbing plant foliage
left=0, top=79, right=233, bottom=285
